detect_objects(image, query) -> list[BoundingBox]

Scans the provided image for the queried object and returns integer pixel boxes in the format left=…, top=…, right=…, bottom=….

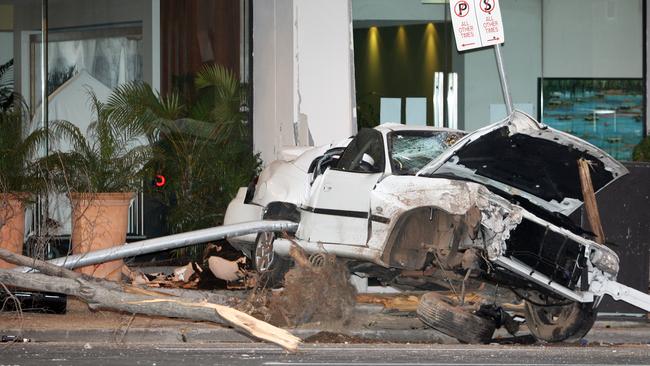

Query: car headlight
left=590, top=248, right=620, bottom=276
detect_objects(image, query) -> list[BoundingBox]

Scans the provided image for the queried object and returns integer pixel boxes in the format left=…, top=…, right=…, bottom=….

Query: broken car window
left=388, top=131, right=465, bottom=175
left=337, top=129, right=385, bottom=173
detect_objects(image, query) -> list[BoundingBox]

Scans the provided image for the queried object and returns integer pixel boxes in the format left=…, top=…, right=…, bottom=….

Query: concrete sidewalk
left=3, top=322, right=650, bottom=345
left=2, top=308, right=649, bottom=346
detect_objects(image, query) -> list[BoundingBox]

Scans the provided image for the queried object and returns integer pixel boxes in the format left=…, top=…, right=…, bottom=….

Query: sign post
left=494, top=44, right=513, bottom=115
left=449, top=0, right=513, bottom=115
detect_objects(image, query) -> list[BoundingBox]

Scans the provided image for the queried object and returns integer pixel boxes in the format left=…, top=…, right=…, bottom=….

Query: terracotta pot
left=70, top=192, right=134, bottom=281
left=0, top=193, right=26, bottom=269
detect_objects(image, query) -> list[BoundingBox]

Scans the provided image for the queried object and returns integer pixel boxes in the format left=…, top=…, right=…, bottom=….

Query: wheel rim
left=524, top=300, right=596, bottom=342
left=529, top=303, right=578, bottom=326
left=255, top=232, right=274, bottom=272
left=534, top=306, right=570, bottom=325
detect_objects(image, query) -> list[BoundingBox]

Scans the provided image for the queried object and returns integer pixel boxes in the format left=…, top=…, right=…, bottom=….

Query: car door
left=299, top=129, right=385, bottom=246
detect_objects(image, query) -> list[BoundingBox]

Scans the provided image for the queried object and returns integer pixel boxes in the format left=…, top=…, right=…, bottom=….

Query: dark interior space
left=161, top=0, right=240, bottom=95
left=353, top=22, right=452, bottom=128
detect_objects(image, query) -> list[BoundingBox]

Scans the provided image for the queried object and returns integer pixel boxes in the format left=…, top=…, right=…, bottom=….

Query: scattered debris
left=173, top=262, right=201, bottom=282
left=304, top=331, right=382, bottom=344
left=578, top=158, right=605, bottom=244
left=267, top=246, right=356, bottom=327
left=127, top=269, right=151, bottom=286
left=208, top=256, right=246, bottom=282
left=0, top=248, right=301, bottom=352
left=1, top=335, right=31, bottom=343
left=356, top=293, right=422, bottom=312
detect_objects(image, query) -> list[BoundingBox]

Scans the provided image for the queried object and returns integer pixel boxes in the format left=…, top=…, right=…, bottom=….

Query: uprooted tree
left=0, top=248, right=301, bottom=352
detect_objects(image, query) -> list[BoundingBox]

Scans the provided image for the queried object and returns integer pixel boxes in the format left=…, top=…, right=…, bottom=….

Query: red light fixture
left=155, top=174, right=166, bottom=187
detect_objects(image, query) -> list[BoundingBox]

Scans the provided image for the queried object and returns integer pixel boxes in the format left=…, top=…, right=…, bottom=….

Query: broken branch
left=0, top=269, right=300, bottom=351
left=0, top=247, right=81, bottom=279
left=0, top=250, right=300, bottom=351
left=0, top=248, right=239, bottom=306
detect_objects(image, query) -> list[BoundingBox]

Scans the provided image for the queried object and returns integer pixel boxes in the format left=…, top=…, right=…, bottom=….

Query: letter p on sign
left=450, top=0, right=505, bottom=51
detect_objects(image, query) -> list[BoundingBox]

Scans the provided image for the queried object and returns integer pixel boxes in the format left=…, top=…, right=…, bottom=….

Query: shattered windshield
left=388, top=130, right=465, bottom=175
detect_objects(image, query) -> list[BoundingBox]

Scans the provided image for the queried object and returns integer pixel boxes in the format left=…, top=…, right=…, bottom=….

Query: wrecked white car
left=225, top=110, right=647, bottom=343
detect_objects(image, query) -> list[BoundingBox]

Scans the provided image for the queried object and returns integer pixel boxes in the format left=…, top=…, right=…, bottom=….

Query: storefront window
left=352, top=1, right=454, bottom=129
left=351, top=0, right=645, bottom=161
left=539, top=0, right=644, bottom=161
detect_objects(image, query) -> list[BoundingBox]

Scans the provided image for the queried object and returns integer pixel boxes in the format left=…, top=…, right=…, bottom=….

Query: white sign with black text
left=450, top=0, right=504, bottom=52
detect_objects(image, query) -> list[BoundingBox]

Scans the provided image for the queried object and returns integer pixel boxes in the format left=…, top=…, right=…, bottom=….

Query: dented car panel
left=225, top=111, right=650, bottom=323
left=418, top=111, right=628, bottom=216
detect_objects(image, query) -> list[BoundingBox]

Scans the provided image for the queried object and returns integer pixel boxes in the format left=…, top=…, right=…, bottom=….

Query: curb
left=2, top=325, right=648, bottom=345
left=0, top=327, right=457, bottom=345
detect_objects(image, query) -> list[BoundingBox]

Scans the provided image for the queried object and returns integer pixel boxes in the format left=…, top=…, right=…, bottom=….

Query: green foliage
left=632, top=136, right=650, bottom=162
left=104, top=64, right=261, bottom=235
left=43, top=90, right=152, bottom=193
left=0, top=59, right=14, bottom=111
left=0, top=100, right=48, bottom=193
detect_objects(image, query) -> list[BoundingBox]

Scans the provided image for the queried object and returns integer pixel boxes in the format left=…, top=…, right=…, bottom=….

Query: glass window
left=538, top=0, right=644, bottom=161
left=351, top=0, right=646, bottom=161
left=31, top=25, right=143, bottom=109
left=337, top=128, right=385, bottom=173
left=388, top=130, right=465, bottom=175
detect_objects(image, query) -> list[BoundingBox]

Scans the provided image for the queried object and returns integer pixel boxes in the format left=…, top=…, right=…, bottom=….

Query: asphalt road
left=2, top=343, right=650, bottom=366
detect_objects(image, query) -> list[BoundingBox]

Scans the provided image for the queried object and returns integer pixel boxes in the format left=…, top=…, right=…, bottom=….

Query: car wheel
left=524, top=300, right=597, bottom=342
left=254, top=231, right=290, bottom=288
left=417, top=292, right=496, bottom=344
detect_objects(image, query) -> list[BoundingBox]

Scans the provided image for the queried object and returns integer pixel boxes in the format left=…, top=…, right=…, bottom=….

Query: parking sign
left=450, top=0, right=504, bottom=51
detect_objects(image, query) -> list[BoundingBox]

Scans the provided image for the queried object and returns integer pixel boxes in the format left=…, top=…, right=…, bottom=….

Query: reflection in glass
left=540, top=78, right=644, bottom=161
left=31, top=25, right=143, bottom=108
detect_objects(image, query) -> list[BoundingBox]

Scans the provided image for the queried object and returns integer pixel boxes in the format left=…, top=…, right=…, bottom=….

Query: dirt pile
left=240, top=247, right=357, bottom=328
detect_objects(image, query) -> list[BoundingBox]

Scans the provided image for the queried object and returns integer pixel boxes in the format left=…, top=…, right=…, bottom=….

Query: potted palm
left=46, top=92, right=151, bottom=280
left=0, top=100, right=47, bottom=269
left=104, top=65, right=260, bottom=243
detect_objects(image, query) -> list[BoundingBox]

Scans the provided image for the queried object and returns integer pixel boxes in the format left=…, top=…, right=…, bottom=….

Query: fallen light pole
left=16, top=220, right=298, bottom=272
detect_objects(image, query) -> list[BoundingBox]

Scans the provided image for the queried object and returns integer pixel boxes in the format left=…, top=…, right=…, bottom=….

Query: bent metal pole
left=494, top=44, right=513, bottom=116
left=16, top=220, right=298, bottom=272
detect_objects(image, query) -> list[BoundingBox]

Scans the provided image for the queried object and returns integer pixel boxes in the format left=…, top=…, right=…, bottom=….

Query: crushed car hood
left=417, top=110, right=628, bottom=216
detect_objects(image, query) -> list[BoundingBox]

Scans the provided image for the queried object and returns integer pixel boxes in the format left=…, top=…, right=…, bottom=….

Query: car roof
left=373, top=123, right=466, bottom=134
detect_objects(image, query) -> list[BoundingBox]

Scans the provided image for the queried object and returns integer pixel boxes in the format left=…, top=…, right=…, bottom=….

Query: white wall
left=294, top=0, right=356, bottom=146
left=252, top=0, right=295, bottom=164
left=462, top=0, right=643, bottom=131
left=253, top=0, right=357, bottom=164
left=463, top=0, right=542, bottom=131
left=543, top=0, right=643, bottom=78
left=0, top=32, right=12, bottom=65
left=352, top=0, right=445, bottom=21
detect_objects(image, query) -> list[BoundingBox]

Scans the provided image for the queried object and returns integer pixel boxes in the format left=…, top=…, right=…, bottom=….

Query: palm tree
left=103, top=64, right=260, bottom=235
left=0, top=98, right=47, bottom=193
left=45, top=91, right=152, bottom=193
left=0, top=96, right=47, bottom=269
left=41, top=90, right=153, bottom=280
left=0, top=59, right=14, bottom=112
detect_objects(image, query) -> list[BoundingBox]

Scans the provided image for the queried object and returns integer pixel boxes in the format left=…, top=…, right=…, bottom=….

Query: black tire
left=524, top=301, right=597, bottom=343
left=417, top=292, right=496, bottom=344
left=254, top=232, right=290, bottom=288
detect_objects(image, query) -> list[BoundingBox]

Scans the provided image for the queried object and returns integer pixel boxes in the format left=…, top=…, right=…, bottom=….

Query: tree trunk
left=0, top=249, right=300, bottom=351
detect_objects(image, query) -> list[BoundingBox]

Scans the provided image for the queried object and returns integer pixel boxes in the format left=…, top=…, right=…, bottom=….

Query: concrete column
left=252, top=0, right=356, bottom=164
